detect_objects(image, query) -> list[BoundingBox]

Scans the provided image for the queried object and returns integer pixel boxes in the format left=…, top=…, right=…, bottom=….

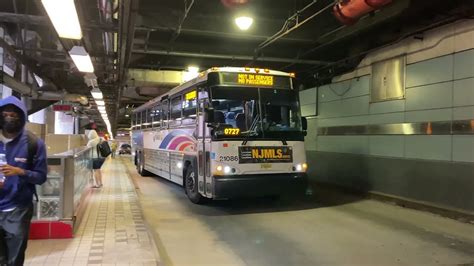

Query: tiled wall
left=301, top=49, right=474, bottom=163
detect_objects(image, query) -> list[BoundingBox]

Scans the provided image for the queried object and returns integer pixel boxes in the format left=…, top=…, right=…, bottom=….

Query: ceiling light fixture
left=235, top=16, right=253, bottom=30
left=84, top=73, right=98, bottom=87
left=90, top=87, right=103, bottom=99
left=95, top=100, right=105, bottom=106
left=69, top=46, right=94, bottom=73
left=187, top=66, right=199, bottom=73
left=41, top=0, right=82, bottom=39
left=183, top=66, right=200, bottom=82
left=98, top=106, right=106, bottom=111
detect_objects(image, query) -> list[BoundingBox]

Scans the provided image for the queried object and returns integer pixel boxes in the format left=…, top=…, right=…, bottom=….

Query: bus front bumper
left=212, top=173, right=308, bottom=199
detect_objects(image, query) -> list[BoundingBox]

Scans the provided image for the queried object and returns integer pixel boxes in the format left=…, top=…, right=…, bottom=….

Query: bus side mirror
left=301, top=117, right=308, bottom=131
left=204, top=108, right=215, bottom=123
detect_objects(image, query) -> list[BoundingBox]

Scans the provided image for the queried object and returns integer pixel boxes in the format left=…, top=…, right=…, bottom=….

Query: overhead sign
left=214, top=72, right=291, bottom=89
left=53, top=104, right=72, bottom=112
left=237, top=74, right=274, bottom=86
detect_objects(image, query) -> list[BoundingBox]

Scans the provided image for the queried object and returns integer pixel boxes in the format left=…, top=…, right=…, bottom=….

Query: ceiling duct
left=36, top=91, right=89, bottom=105
left=126, top=69, right=184, bottom=98
left=127, top=69, right=183, bottom=87
left=135, top=86, right=172, bottom=97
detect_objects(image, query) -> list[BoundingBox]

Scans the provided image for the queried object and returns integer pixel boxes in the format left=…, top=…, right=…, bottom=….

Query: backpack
left=26, top=131, right=40, bottom=202
left=97, top=140, right=112, bottom=157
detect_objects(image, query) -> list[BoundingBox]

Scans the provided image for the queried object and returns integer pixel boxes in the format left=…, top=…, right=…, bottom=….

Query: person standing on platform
left=87, top=129, right=104, bottom=188
left=0, top=96, right=47, bottom=266
left=110, top=140, right=118, bottom=158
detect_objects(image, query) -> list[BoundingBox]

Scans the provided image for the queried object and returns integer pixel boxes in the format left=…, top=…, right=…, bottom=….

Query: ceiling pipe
left=281, top=0, right=411, bottom=70
left=36, top=91, right=89, bottom=106
left=169, top=0, right=195, bottom=44
left=255, top=1, right=333, bottom=54
left=333, top=0, right=393, bottom=25
left=2, top=75, right=38, bottom=97
left=117, top=0, right=139, bottom=134
left=132, top=49, right=328, bottom=65
left=3, top=75, right=88, bottom=105
left=134, top=25, right=315, bottom=43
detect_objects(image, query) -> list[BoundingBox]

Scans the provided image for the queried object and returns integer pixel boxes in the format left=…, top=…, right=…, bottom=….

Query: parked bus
left=131, top=67, right=308, bottom=203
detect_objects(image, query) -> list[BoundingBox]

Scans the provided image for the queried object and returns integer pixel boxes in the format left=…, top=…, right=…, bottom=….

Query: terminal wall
left=301, top=19, right=474, bottom=213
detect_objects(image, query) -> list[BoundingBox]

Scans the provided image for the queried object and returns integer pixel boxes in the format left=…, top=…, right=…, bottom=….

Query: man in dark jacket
left=0, top=96, right=47, bottom=265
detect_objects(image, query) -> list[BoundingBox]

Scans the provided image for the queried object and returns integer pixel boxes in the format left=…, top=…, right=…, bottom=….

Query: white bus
left=131, top=67, right=308, bottom=203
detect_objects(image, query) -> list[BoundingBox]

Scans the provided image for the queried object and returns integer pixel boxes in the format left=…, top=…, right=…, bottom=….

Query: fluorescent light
left=183, top=66, right=200, bottom=82
left=69, top=46, right=94, bottom=73
left=41, top=0, right=82, bottom=39
left=98, top=106, right=106, bottom=111
left=235, top=16, right=253, bottom=30
left=95, top=100, right=105, bottom=106
left=99, top=110, right=107, bottom=114
left=187, top=66, right=199, bottom=73
left=90, top=87, right=103, bottom=99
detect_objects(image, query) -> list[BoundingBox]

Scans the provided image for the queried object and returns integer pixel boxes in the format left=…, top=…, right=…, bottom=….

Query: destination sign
left=212, top=72, right=292, bottom=89
left=237, top=74, right=273, bottom=86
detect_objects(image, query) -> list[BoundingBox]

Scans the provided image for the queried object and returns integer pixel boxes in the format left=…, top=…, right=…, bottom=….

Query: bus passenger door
left=197, top=93, right=212, bottom=198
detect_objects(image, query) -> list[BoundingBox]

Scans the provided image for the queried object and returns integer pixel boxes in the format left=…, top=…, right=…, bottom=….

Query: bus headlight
left=215, top=165, right=236, bottom=175
left=294, top=163, right=307, bottom=172
left=296, top=164, right=303, bottom=171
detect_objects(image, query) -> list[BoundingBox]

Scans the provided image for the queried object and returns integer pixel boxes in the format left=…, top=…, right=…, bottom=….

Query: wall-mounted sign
left=53, top=104, right=72, bottom=112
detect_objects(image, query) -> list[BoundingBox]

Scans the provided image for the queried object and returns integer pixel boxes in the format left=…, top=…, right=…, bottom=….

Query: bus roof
left=133, top=67, right=294, bottom=113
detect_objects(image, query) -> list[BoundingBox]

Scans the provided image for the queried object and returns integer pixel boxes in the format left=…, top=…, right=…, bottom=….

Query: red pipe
left=333, top=0, right=393, bottom=25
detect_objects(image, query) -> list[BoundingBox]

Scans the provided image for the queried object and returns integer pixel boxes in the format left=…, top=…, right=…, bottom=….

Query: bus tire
left=184, top=165, right=204, bottom=204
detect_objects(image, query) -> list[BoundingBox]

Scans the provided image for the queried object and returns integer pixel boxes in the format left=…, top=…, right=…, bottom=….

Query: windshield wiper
left=241, top=114, right=260, bottom=146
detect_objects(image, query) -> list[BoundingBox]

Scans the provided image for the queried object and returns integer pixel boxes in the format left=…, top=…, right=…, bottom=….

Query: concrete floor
left=126, top=160, right=474, bottom=266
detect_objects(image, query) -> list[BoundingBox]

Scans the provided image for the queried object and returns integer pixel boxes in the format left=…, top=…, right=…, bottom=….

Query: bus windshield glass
left=210, top=86, right=303, bottom=140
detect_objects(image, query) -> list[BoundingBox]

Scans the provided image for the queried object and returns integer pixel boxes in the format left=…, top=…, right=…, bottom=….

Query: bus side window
left=131, top=113, right=136, bottom=129
left=161, top=100, right=169, bottom=129
left=142, top=109, right=148, bottom=129
left=137, top=111, right=143, bottom=130
left=153, top=104, right=161, bottom=128
left=147, top=108, right=153, bottom=128
left=183, top=90, right=197, bottom=125
left=170, top=95, right=182, bottom=127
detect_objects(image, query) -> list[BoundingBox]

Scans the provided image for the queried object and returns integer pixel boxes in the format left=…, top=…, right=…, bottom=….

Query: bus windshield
left=210, top=86, right=303, bottom=140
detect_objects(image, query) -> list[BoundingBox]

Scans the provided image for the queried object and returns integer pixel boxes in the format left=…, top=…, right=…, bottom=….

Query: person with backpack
left=87, top=129, right=105, bottom=188
left=0, top=96, right=47, bottom=265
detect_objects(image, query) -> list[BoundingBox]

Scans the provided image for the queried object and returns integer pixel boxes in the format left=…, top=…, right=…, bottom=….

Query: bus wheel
left=184, top=165, right=204, bottom=204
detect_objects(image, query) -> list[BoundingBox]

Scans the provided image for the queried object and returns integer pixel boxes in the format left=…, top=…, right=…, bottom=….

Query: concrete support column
left=46, top=107, right=55, bottom=134
left=54, top=112, right=75, bottom=134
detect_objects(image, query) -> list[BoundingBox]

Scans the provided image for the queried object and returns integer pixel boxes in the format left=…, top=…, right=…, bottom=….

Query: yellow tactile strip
left=24, top=157, right=160, bottom=266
